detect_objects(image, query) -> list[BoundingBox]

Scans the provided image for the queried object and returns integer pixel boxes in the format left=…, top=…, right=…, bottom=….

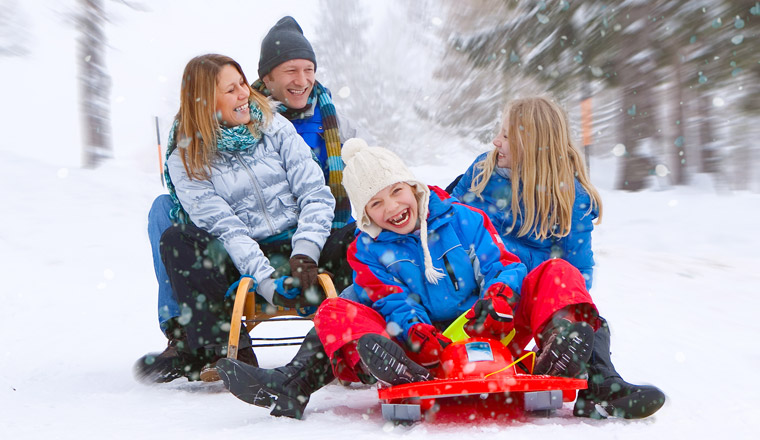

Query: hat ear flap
left=409, top=182, right=430, bottom=221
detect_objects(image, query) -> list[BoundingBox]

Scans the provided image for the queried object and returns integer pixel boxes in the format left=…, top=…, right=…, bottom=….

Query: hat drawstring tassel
left=424, top=264, right=445, bottom=285
left=420, top=221, right=445, bottom=285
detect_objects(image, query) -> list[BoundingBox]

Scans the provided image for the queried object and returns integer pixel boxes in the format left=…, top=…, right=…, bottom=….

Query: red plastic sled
left=377, top=337, right=587, bottom=422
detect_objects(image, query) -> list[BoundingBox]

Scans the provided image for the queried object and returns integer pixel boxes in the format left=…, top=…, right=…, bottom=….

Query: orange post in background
left=581, top=97, right=593, bottom=147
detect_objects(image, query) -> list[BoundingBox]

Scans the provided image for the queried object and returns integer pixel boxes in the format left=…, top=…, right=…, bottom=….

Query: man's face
left=262, top=59, right=315, bottom=109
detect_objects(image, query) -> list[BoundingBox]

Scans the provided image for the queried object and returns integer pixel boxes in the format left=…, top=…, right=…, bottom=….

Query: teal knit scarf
left=164, top=102, right=264, bottom=223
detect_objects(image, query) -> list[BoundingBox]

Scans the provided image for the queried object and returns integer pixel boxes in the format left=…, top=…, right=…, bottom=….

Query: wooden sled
left=200, top=273, right=337, bottom=382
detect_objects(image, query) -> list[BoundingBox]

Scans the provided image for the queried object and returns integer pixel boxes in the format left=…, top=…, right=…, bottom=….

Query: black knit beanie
left=258, top=16, right=317, bottom=79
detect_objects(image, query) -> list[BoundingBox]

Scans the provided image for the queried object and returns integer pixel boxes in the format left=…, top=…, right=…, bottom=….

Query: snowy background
left=1, top=1, right=759, bottom=439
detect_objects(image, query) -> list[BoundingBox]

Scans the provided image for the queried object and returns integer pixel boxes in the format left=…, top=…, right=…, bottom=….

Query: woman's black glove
left=289, top=254, right=319, bottom=295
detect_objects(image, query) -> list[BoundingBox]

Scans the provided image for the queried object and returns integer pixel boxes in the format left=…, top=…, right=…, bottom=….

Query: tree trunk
left=671, top=50, right=687, bottom=185
left=78, top=0, right=111, bottom=168
left=614, top=61, right=655, bottom=191
left=612, top=4, right=657, bottom=191
left=696, top=92, right=718, bottom=174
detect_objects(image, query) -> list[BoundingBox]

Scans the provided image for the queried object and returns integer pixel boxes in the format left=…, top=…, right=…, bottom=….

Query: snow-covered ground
left=2, top=1, right=759, bottom=439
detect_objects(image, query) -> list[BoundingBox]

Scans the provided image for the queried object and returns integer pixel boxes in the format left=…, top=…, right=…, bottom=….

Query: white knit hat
left=342, top=138, right=444, bottom=284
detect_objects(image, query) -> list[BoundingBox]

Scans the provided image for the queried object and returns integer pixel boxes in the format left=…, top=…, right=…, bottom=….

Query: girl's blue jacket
left=348, top=187, right=527, bottom=343
left=452, top=153, right=598, bottom=289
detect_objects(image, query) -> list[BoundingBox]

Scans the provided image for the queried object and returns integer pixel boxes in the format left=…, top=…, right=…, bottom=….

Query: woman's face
left=214, top=64, right=251, bottom=127
left=365, top=183, right=418, bottom=235
left=493, top=119, right=512, bottom=168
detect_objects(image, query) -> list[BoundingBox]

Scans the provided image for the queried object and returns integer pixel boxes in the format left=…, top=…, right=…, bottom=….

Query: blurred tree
left=0, top=0, right=29, bottom=57
left=314, top=0, right=758, bottom=189
left=417, top=0, right=544, bottom=144
left=692, top=0, right=760, bottom=189
left=440, top=0, right=759, bottom=190
left=78, top=0, right=112, bottom=168
left=444, top=0, right=667, bottom=190
left=313, top=0, right=454, bottom=163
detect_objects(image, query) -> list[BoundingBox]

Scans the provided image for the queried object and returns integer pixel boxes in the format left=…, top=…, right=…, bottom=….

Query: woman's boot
left=198, top=327, right=259, bottom=382
left=133, top=318, right=209, bottom=383
left=217, top=327, right=334, bottom=419
left=573, top=317, right=666, bottom=419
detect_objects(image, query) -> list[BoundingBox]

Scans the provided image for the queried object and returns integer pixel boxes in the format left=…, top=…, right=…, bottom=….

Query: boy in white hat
left=311, top=139, right=601, bottom=388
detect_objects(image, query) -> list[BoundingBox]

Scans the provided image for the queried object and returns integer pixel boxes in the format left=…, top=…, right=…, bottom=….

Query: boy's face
left=366, top=182, right=418, bottom=235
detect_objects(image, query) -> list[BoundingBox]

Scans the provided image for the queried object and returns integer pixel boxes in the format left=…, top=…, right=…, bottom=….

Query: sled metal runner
left=378, top=374, right=586, bottom=401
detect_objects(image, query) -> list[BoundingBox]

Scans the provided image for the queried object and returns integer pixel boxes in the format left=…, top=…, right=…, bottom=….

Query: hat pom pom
left=342, top=138, right=369, bottom=162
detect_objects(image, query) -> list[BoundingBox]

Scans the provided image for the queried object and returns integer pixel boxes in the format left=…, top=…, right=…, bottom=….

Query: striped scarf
left=164, top=102, right=265, bottom=223
left=253, top=80, right=349, bottom=229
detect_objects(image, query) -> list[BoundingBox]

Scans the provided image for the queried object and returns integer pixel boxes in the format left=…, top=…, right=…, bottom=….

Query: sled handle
left=227, top=276, right=256, bottom=360
left=484, top=351, right=536, bottom=378
left=227, top=273, right=337, bottom=359
left=441, top=310, right=516, bottom=346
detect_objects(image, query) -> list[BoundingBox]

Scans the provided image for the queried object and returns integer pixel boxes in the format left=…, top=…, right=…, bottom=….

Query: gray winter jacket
left=167, top=113, right=335, bottom=300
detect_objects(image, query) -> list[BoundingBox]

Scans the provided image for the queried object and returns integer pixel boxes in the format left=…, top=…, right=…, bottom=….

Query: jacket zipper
left=442, top=254, right=459, bottom=290
left=234, top=152, right=276, bottom=236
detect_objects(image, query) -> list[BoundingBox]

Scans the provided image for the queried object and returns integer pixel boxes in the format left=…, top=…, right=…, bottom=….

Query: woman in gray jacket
left=134, top=54, right=337, bottom=384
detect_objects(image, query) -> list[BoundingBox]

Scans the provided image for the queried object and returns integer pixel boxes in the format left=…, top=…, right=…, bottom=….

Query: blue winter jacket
left=290, top=102, right=359, bottom=183
left=290, top=103, right=330, bottom=182
left=452, top=153, right=598, bottom=289
left=349, top=188, right=528, bottom=343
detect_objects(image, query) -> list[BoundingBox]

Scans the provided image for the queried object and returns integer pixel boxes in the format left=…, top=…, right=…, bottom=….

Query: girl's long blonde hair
left=470, top=96, right=602, bottom=240
left=176, top=54, right=272, bottom=180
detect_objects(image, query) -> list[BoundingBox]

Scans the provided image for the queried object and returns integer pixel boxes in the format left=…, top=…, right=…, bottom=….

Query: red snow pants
left=313, top=259, right=599, bottom=382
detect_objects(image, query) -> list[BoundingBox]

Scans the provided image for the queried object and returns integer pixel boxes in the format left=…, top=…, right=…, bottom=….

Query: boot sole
left=133, top=355, right=192, bottom=384
left=217, top=358, right=277, bottom=408
left=200, top=364, right=220, bottom=382
left=534, top=322, right=594, bottom=377
left=575, top=387, right=666, bottom=419
left=356, top=334, right=431, bottom=386
left=216, top=358, right=308, bottom=419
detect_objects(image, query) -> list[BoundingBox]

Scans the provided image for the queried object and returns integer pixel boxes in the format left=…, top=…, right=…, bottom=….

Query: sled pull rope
left=484, top=351, right=536, bottom=378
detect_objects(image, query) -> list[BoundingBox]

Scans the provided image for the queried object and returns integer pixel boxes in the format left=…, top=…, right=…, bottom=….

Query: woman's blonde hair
left=175, top=54, right=272, bottom=180
left=470, top=96, right=603, bottom=240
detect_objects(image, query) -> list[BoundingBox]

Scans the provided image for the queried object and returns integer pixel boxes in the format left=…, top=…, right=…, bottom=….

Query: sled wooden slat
left=227, top=273, right=337, bottom=361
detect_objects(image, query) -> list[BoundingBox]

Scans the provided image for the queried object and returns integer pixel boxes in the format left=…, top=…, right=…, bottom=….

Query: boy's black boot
left=133, top=319, right=206, bottom=383
left=356, top=333, right=432, bottom=386
left=573, top=318, right=666, bottom=419
left=217, top=327, right=334, bottom=420
left=534, top=319, right=594, bottom=378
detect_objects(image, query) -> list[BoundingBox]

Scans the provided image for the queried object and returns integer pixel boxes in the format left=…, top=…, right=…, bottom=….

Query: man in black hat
left=254, top=16, right=356, bottom=232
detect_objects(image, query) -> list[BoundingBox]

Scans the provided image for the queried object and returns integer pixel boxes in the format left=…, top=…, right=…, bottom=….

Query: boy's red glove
left=406, top=323, right=451, bottom=368
left=464, top=283, right=515, bottom=339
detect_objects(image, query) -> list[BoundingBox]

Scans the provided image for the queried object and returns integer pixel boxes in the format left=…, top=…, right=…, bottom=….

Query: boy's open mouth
left=388, top=209, right=410, bottom=227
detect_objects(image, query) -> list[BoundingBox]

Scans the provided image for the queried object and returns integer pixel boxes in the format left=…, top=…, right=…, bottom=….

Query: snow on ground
left=1, top=148, right=759, bottom=439
left=2, top=1, right=760, bottom=439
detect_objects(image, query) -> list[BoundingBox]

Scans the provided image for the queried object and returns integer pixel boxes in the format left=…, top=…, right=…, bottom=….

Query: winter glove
left=406, top=323, right=451, bottom=368
left=271, top=276, right=325, bottom=313
left=289, top=254, right=319, bottom=295
left=463, top=283, right=516, bottom=339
